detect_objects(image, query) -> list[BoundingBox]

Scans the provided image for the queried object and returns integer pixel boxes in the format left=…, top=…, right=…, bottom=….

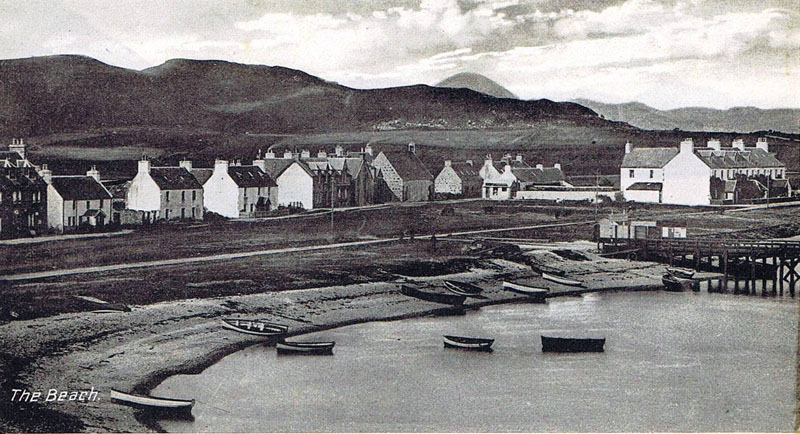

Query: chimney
left=138, top=158, right=151, bottom=174
left=732, top=138, right=745, bottom=150
left=265, top=150, right=276, bottom=159
left=301, top=149, right=310, bottom=159
left=625, top=141, right=632, bottom=154
left=444, top=160, right=451, bottom=167
left=465, top=159, right=473, bottom=166
left=86, top=165, right=100, bottom=182
left=283, top=151, right=293, bottom=159
left=707, top=138, right=721, bottom=151
left=515, top=154, right=523, bottom=162
left=253, top=157, right=266, bottom=172
left=38, top=164, right=52, bottom=184
left=756, top=137, right=768, bottom=152
left=335, top=145, right=344, bottom=157
left=317, top=150, right=327, bottom=158
left=536, top=164, right=544, bottom=170
left=408, top=142, right=416, bottom=154
left=554, top=163, right=561, bottom=170
left=365, top=144, right=374, bottom=156
left=680, top=138, right=694, bottom=153
left=214, top=159, right=229, bottom=174
left=179, top=159, right=192, bottom=170
left=9, top=138, right=26, bottom=160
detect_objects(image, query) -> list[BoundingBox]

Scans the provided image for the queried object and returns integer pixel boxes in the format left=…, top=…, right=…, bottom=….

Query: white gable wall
left=662, top=151, right=712, bottom=205
left=277, top=163, right=314, bottom=209
left=126, top=173, right=161, bottom=212
left=46, top=185, right=64, bottom=231
left=203, top=170, right=239, bottom=218
left=620, top=167, right=666, bottom=191
left=434, top=166, right=462, bottom=195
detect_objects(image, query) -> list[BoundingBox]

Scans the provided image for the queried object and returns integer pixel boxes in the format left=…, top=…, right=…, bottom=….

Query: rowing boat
left=110, top=389, right=194, bottom=414
left=221, top=318, right=288, bottom=336
left=542, top=272, right=584, bottom=287
left=541, top=336, right=605, bottom=352
left=276, top=340, right=335, bottom=355
left=501, top=281, right=549, bottom=295
left=443, top=280, right=484, bottom=297
left=400, top=286, right=466, bottom=306
left=662, top=273, right=699, bottom=292
left=443, top=335, right=494, bottom=351
left=666, top=267, right=695, bottom=279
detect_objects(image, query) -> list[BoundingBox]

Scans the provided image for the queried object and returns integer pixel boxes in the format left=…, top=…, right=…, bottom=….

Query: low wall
left=515, top=189, right=616, bottom=202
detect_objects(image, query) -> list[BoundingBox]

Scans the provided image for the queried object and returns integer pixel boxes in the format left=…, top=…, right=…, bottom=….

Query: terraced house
left=0, top=139, right=47, bottom=238
left=202, top=159, right=278, bottom=218
left=126, top=158, right=204, bottom=222
left=42, top=165, right=113, bottom=232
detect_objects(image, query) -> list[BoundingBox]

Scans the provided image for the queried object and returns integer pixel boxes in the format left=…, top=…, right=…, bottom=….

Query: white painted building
left=203, top=159, right=278, bottom=218
left=126, top=158, right=204, bottom=222
left=43, top=166, right=113, bottom=232
left=255, top=157, right=315, bottom=209
left=434, top=160, right=482, bottom=197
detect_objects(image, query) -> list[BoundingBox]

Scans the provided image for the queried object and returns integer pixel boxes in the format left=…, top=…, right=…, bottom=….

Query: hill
left=436, top=73, right=517, bottom=99
left=575, top=99, right=800, bottom=134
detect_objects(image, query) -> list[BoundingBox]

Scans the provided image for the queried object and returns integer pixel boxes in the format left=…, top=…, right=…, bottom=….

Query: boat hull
left=541, top=336, right=605, bottom=352
left=110, top=389, right=194, bottom=416
left=502, top=282, right=548, bottom=302
left=221, top=319, right=288, bottom=337
left=400, top=286, right=466, bottom=306
left=443, top=280, right=484, bottom=297
left=276, top=341, right=335, bottom=355
left=542, top=273, right=584, bottom=287
left=662, top=274, right=699, bottom=292
left=443, top=335, right=494, bottom=351
left=666, top=267, right=695, bottom=279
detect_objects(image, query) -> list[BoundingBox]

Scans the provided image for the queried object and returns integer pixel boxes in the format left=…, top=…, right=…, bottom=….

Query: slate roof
left=627, top=182, right=663, bottom=191
left=511, top=167, right=565, bottom=185
left=51, top=176, right=112, bottom=200
left=101, top=180, right=131, bottom=199
left=493, top=159, right=531, bottom=171
left=0, top=151, right=23, bottom=162
left=695, top=148, right=784, bottom=169
left=149, top=167, right=203, bottom=190
left=259, top=159, right=314, bottom=179
left=190, top=168, right=213, bottom=185
left=621, top=148, right=679, bottom=168
left=0, top=167, right=46, bottom=189
left=227, top=166, right=277, bottom=188
left=380, top=151, right=433, bottom=181
left=328, top=157, right=366, bottom=178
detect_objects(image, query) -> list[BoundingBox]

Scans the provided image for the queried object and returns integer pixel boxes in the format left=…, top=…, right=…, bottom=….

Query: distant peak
left=436, top=72, right=517, bottom=99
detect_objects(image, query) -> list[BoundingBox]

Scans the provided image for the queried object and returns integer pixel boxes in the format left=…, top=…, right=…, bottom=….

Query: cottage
left=0, top=139, right=47, bottom=238
left=621, top=138, right=788, bottom=205
left=372, top=143, right=434, bottom=202
left=43, top=166, right=113, bottom=232
left=435, top=160, right=482, bottom=198
left=203, top=159, right=278, bottom=218
left=254, top=156, right=315, bottom=209
left=126, top=158, right=204, bottom=222
left=482, top=158, right=568, bottom=201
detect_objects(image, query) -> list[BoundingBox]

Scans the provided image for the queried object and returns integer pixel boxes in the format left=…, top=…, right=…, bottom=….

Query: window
left=192, top=190, right=196, bottom=201
left=72, top=200, right=76, bottom=210
left=629, top=169, right=634, bottom=178
left=165, top=191, right=170, bottom=202
left=181, top=191, right=185, bottom=202
left=165, top=209, right=170, bottom=219
left=99, top=199, right=104, bottom=208
left=181, top=208, right=185, bottom=219
left=192, top=207, right=196, bottom=218
left=649, top=170, right=654, bottom=179
left=86, top=201, right=90, bottom=210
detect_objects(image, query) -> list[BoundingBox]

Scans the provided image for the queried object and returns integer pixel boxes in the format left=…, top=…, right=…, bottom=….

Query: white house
left=255, top=157, right=315, bottom=209
left=126, top=158, right=204, bottom=222
left=42, top=166, right=113, bottom=232
left=434, top=160, right=482, bottom=197
left=202, top=159, right=278, bottom=218
left=482, top=158, right=567, bottom=200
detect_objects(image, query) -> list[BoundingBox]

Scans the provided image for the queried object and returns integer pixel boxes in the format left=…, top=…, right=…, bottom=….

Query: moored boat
left=443, top=280, right=484, bottom=297
left=666, top=267, right=695, bottom=279
left=110, top=389, right=194, bottom=414
left=400, top=285, right=466, bottom=306
left=74, top=295, right=131, bottom=313
left=502, top=281, right=549, bottom=296
left=443, top=335, right=494, bottom=351
left=542, top=273, right=584, bottom=287
left=662, top=273, right=699, bottom=292
left=221, top=318, right=288, bottom=336
left=541, top=336, right=605, bottom=352
left=276, top=340, right=335, bottom=355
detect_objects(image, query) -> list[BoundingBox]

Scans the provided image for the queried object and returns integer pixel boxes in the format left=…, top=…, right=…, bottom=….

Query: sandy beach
left=0, top=244, right=713, bottom=432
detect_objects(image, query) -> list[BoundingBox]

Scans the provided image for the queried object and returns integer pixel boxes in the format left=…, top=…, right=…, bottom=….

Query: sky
left=1, top=0, right=798, bottom=109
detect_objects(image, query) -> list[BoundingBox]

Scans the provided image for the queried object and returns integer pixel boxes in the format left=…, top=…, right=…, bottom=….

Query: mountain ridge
left=435, top=72, right=517, bottom=99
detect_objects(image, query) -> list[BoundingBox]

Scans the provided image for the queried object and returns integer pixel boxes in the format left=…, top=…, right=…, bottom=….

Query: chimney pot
left=756, top=137, right=768, bottom=152
left=179, top=159, right=192, bottom=170
left=536, top=164, right=544, bottom=170
left=138, top=159, right=151, bottom=174
left=625, top=141, right=632, bottom=154
left=732, top=138, right=745, bottom=150
left=214, top=159, right=229, bottom=173
left=444, top=160, right=451, bottom=167
left=516, top=154, right=523, bottom=162
left=680, top=138, right=694, bottom=153
left=335, top=145, right=344, bottom=157
left=554, top=163, right=561, bottom=170
left=283, top=151, right=293, bottom=159
left=707, top=139, right=721, bottom=151
left=408, top=142, right=416, bottom=154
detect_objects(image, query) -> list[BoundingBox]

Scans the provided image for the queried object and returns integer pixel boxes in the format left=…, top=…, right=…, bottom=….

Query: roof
left=149, top=167, right=203, bottom=190
left=511, top=167, right=565, bottom=184
left=227, top=166, right=277, bottom=188
left=329, top=157, right=366, bottom=178
left=0, top=167, right=46, bottom=190
left=627, top=182, right=663, bottom=191
left=82, top=209, right=106, bottom=217
left=258, top=159, right=314, bottom=179
left=0, top=151, right=23, bottom=162
left=379, top=151, right=433, bottom=181
left=493, top=159, right=531, bottom=171
left=695, top=148, right=784, bottom=169
left=621, top=148, right=679, bottom=168
left=51, top=176, right=112, bottom=200
left=190, top=168, right=213, bottom=185
left=449, top=162, right=482, bottom=184
left=101, top=180, right=131, bottom=199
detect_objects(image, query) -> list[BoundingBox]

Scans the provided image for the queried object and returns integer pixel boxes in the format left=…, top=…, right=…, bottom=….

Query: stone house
left=372, top=143, right=434, bottom=202
left=43, top=166, right=113, bottom=232
left=0, top=139, right=47, bottom=238
left=126, top=158, right=204, bottom=222
left=202, top=159, right=278, bottom=218
left=435, top=160, right=482, bottom=198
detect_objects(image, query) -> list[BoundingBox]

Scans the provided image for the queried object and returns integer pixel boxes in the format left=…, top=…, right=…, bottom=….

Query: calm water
left=154, top=291, right=797, bottom=432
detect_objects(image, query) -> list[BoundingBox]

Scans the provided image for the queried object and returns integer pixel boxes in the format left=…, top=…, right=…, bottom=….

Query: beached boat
left=74, top=295, right=131, bottom=313
left=221, top=318, right=288, bottom=336
left=502, top=281, right=549, bottom=296
left=542, top=273, right=584, bottom=287
left=276, top=340, right=335, bottom=355
left=541, top=336, right=605, bottom=352
left=443, top=335, right=494, bottom=351
left=110, top=389, right=194, bottom=414
left=400, top=285, right=466, bottom=306
left=666, top=267, right=695, bottom=279
left=443, top=280, right=485, bottom=297
left=662, top=273, right=699, bottom=292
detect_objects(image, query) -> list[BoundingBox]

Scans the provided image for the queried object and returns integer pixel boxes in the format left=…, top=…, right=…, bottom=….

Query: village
left=0, top=135, right=794, bottom=239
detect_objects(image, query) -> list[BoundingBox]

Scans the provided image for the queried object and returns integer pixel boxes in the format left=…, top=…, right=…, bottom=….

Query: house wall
left=404, top=180, right=432, bottom=202
left=620, top=167, right=664, bottom=191
left=203, top=172, right=239, bottom=218
left=662, top=151, right=712, bottom=205
left=159, top=189, right=203, bottom=220
left=483, top=184, right=513, bottom=200
left=126, top=174, right=161, bottom=212
left=238, top=186, right=276, bottom=217
left=623, top=189, right=661, bottom=203
left=58, top=198, right=112, bottom=231
left=435, top=166, right=462, bottom=195
left=277, top=163, right=313, bottom=209
left=516, top=189, right=615, bottom=202
left=46, top=186, right=64, bottom=231
left=372, top=153, right=403, bottom=201
left=478, top=160, right=501, bottom=180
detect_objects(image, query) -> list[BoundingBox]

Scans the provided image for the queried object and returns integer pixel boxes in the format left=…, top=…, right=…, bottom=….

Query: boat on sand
left=276, top=340, right=335, bottom=355
left=400, top=285, right=466, bottom=306
left=110, top=389, right=194, bottom=415
left=443, top=335, right=494, bottom=351
left=541, top=273, right=584, bottom=287
left=221, top=318, right=288, bottom=336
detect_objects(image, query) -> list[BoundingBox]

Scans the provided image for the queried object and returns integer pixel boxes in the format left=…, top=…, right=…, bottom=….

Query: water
left=154, top=291, right=797, bottom=432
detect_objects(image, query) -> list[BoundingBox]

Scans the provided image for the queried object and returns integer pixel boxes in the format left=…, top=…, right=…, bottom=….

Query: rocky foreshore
left=0, top=245, right=704, bottom=432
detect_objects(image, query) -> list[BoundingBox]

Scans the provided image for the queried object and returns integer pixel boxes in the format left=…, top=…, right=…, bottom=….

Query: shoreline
left=1, top=250, right=713, bottom=432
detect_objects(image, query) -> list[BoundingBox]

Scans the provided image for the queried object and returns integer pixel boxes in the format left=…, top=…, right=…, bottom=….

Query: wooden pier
left=600, top=238, right=800, bottom=296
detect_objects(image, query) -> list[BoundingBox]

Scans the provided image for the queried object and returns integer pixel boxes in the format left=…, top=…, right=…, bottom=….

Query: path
left=0, top=230, right=134, bottom=246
